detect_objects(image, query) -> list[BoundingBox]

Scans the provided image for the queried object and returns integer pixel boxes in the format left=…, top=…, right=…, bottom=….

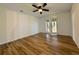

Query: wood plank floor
left=0, top=33, right=79, bottom=55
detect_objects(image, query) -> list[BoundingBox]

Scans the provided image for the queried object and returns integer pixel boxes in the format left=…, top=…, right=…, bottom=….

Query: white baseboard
left=0, top=32, right=39, bottom=45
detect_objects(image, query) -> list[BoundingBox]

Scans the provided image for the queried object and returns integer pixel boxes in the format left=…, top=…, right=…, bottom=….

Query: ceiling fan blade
left=43, top=3, right=47, bottom=7
left=42, top=9, right=49, bottom=11
left=32, top=4, right=38, bottom=8
left=33, top=9, right=38, bottom=12
left=40, top=12, right=42, bottom=14
left=38, top=6, right=41, bottom=9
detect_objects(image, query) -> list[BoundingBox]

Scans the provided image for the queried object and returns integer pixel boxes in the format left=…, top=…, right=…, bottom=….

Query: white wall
left=38, top=12, right=72, bottom=36
left=0, top=6, right=7, bottom=44
left=38, top=17, right=46, bottom=32
left=0, top=6, right=39, bottom=45
left=71, top=4, right=79, bottom=48
left=6, top=10, right=39, bottom=41
left=57, top=12, right=72, bottom=36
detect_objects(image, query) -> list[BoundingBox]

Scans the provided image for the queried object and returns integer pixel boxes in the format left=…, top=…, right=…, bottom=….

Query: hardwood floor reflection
left=0, top=33, right=79, bottom=55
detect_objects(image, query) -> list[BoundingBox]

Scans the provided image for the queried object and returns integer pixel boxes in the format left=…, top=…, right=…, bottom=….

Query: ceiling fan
left=32, top=3, right=49, bottom=14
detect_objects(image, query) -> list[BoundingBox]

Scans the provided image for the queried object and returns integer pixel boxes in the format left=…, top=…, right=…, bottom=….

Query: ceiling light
left=38, top=9, right=42, bottom=12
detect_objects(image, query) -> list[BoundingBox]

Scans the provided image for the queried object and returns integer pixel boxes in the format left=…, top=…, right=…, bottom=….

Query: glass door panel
left=45, top=19, right=57, bottom=35
left=52, top=20, right=57, bottom=34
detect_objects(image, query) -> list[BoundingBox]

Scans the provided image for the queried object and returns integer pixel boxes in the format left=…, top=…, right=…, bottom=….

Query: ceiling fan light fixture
left=38, top=9, right=42, bottom=12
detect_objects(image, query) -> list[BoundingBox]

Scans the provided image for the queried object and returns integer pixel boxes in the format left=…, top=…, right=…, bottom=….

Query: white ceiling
left=0, top=3, right=72, bottom=17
